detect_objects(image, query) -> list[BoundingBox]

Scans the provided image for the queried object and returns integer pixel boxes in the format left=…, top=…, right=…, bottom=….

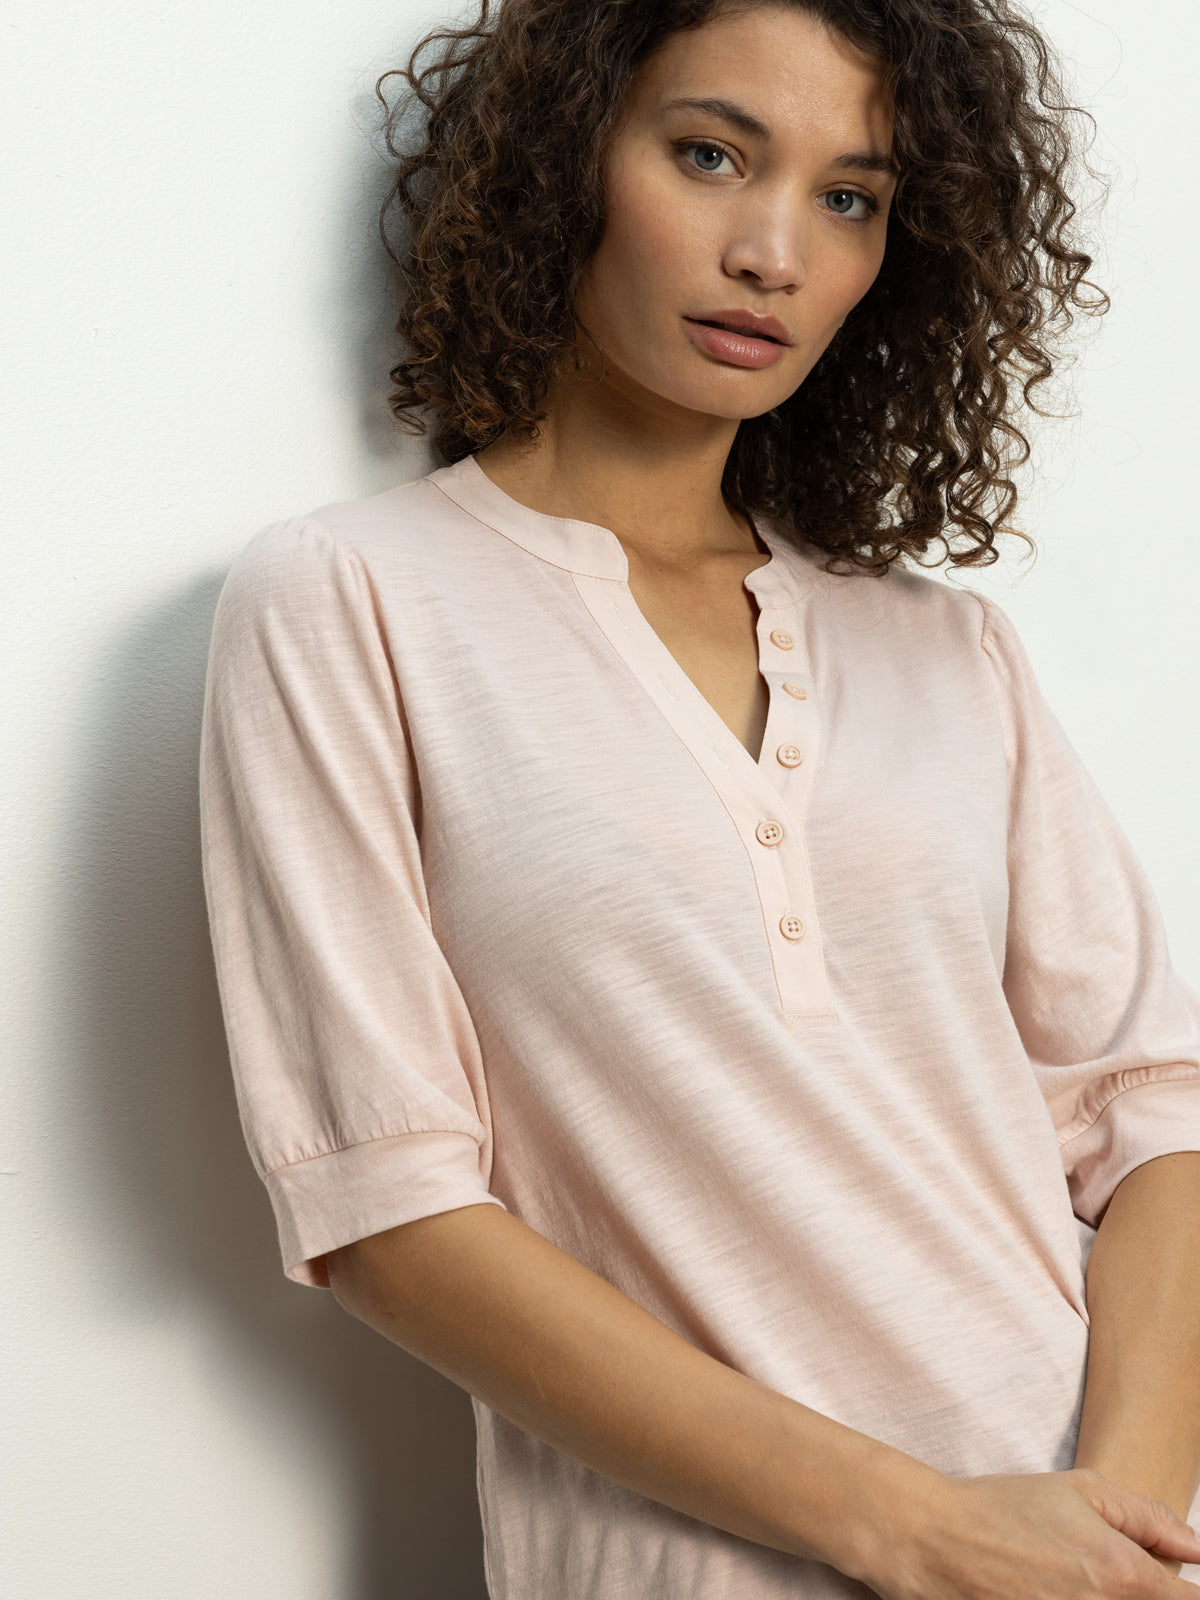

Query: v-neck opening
left=430, top=450, right=807, bottom=784
left=616, top=564, right=788, bottom=788
left=625, top=515, right=795, bottom=782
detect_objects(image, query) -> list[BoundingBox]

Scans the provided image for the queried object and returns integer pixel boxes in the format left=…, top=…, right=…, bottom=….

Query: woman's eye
left=680, top=141, right=736, bottom=176
left=821, top=188, right=877, bottom=222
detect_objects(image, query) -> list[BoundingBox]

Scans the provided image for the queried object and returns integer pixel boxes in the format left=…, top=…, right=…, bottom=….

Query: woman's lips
left=683, top=317, right=788, bottom=369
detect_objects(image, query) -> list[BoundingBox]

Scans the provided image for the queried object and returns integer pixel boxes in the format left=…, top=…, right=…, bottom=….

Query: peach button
left=779, top=914, right=806, bottom=941
left=754, top=818, right=784, bottom=847
left=769, top=629, right=794, bottom=649
left=783, top=682, right=807, bottom=699
left=776, top=744, right=804, bottom=768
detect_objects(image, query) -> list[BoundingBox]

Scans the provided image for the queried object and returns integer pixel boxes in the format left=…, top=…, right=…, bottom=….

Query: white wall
left=3, top=2, right=1196, bottom=1595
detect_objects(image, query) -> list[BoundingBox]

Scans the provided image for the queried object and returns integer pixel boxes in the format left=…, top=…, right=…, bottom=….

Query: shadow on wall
left=56, top=576, right=489, bottom=1599
left=47, top=37, right=490, bottom=1593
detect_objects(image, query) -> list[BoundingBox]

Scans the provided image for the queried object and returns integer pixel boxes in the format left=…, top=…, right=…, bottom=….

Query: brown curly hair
left=374, top=0, right=1109, bottom=576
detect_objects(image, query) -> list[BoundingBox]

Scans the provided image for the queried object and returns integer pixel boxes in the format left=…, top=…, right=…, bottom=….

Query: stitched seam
left=263, top=1127, right=481, bottom=1179
left=1056, top=1065, right=1200, bottom=1150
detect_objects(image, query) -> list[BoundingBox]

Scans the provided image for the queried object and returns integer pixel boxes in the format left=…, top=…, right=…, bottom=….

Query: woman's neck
left=472, top=385, right=758, bottom=573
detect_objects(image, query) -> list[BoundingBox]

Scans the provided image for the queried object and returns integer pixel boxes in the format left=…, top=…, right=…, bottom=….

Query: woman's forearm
left=1073, top=1151, right=1200, bottom=1517
left=325, top=1202, right=944, bottom=1584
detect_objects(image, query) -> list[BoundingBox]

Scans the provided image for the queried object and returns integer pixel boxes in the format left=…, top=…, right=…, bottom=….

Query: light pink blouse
left=199, top=453, right=1200, bottom=1599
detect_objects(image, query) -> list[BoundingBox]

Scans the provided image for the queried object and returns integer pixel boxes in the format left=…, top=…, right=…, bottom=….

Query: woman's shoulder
left=236, top=468, right=456, bottom=563
left=215, top=469, right=472, bottom=617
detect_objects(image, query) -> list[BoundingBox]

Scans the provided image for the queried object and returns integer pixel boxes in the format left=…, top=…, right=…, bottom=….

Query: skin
left=476, top=1, right=898, bottom=573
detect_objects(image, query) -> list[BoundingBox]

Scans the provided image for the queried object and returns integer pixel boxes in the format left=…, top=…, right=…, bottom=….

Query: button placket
left=760, top=622, right=820, bottom=819
left=754, top=605, right=804, bottom=789
left=574, top=570, right=833, bottom=1018
left=736, top=794, right=821, bottom=997
left=754, top=609, right=823, bottom=990
left=742, top=598, right=827, bottom=1005
left=747, top=809, right=828, bottom=1011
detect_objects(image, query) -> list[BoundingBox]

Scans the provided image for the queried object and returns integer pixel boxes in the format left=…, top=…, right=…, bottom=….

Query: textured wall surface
left=3, top=1, right=1197, bottom=1595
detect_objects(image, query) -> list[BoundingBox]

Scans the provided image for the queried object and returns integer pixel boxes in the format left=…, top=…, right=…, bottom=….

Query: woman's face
left=569, top=3, right=897, bottom=423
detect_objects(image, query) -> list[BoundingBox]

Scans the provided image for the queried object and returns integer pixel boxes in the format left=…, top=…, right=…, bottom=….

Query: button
left=779, top=914, right=806, bottom=941
left=783, top=682, right=807, bottom=699
left=755, top=818, right=784, bottom=847
left=776, top=744, right=804, bottom=768
left=769, top=629, right=794, bottom=649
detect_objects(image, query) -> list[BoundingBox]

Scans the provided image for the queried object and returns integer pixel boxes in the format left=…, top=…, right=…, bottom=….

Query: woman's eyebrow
left=834, top=149, right=901, bottom=177
left=660, top=93, right=899, bottom=176
left=661, top=95, right=773, bottom=142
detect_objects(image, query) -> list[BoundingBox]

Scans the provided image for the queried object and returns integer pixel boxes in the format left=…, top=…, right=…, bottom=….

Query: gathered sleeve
left=977, top=592, right=1200, bottom=1230
left=199, top=519, right=506, bottom=1287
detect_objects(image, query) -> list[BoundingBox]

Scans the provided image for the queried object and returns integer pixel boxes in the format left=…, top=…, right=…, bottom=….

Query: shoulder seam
left=970, top=587, right=992, bottom=646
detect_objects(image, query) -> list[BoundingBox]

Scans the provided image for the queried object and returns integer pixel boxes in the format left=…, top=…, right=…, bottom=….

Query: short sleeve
left=199, top=519, right=506, bottom=1287
left=976, top=592, right=1200, bottom=1229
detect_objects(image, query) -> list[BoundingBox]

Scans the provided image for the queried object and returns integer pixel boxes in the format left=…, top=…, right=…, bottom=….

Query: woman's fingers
left=1149, top=1551, right=1184, bottom=1579
left=1072, top=1469, right=1200, bottom=1563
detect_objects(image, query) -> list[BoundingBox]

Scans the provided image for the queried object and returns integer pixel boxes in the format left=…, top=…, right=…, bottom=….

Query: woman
left=199, top=1, right=1200, bottom=1596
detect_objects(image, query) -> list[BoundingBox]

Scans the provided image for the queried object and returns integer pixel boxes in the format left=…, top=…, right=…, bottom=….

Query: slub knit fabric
left=200, top=453, right=1200, bottom=1599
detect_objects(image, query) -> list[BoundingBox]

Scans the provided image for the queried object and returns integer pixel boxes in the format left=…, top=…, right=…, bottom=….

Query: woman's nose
left=720, top=208, right=808, bottom=293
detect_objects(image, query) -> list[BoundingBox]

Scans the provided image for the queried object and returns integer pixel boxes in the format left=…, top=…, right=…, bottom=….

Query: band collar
left=426, top=452, right=807, bottom=602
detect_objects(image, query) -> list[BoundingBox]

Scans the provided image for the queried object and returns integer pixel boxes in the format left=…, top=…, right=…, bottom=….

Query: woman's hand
left=1149, top=1551, right=1185, bottom=1580
left=865, top=1466, right=1200, bottom=1600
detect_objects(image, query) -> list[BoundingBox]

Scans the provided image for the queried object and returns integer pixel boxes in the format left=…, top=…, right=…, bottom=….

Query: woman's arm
left=327, top=1201, right=930, bottom=1580
left=1073, top=1152, right=1200, bottom=1527
left=327, top=1202, right=1200, bottom=1600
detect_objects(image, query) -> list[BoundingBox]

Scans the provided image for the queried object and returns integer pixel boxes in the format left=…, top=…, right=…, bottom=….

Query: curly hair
left=374, top=0, right=1109, bottom=576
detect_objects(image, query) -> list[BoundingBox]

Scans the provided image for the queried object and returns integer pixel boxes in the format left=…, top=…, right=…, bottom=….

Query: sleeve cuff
left=262, top=1129, right=507, bottom=1287
left=1061, top=1073, right=1200, bottom=1230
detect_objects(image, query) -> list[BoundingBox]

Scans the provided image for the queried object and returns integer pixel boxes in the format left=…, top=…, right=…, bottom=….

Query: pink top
left=200, top=452, right=1200, bottom=1599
